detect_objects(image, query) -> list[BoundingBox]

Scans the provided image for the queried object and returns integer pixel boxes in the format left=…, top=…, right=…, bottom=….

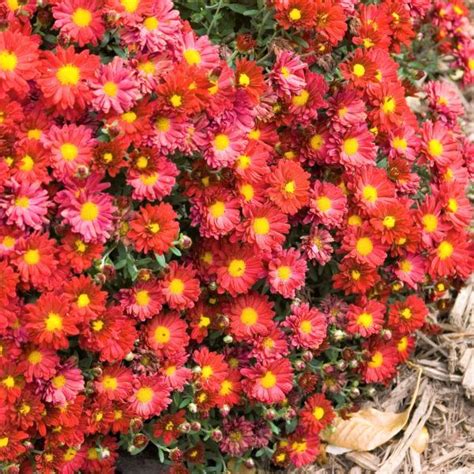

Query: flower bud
left=349, top=387, right=360, bottom=399
left=331, top=329, right=346, bottom=342
left=190, top=421, right=201, bottom=432
left=294, top=360, right=306, bottom=371
left=244, top=459, right=255, bottom=469
left=179, top=422, right=191, bottom=433
left=265, top=408, right=277, bottom=420
left=220, top=404, right=230, bottom=417
left=125, top=352, right=134, bottom=362
left=302, top=351, right=313, bottom=362
left=169, top=448, right=183, bottom=462
left=178, top=234, right=193, bottom=250
left=223, top=335, right=233, bottom=344
left=211, top=429, right=223, bottom=442
left=132, top=433, right=148, bottom=448
left=348, top=359, right=359, bottom=369
left=335, top=360, right=347, bottom=371
left=381, top=328, right=392, bottom=341
left=130, top=418, right=143, bottom=432
left=208, top=281, right=217, bottom=292
left=187, top=403, right=198, bottom=414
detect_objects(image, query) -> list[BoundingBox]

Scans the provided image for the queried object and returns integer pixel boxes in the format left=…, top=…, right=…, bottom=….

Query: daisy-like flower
left=241, top=358, right=293, bottom=403
left=271, top=50, right=307, bottom=96
left=0, top=260, right=18, bottom=305
left=274, top=0, right=315, bottom=30
left=309, top=180, right=347, bottom=228
left=388, top=295, right=427, bottom=334
left=370, top=200, right=412, bottom=245
left=178, top=30, right=220, bottom=69
left=52, top=0, right=105, bottom=47
left=42, top=124, right=96, bottom=179
left=59, top=231, right=104, bottom=273
left=161, top=261, right=200, bottom=310
left=1, top=181, right=50, bottom=231
left=346, top=299, right=385, bottom=337
left=300, top=226, right=334, bottom=265
left=438, top=182, right=472, bottom=231
left=287, top=430, right=320, bottom=467
left=0, top=30, right=40, bottom=97
left=215, top=243, right=265, bottom=296
left=202, top=127, right=247, bottom=169
left=216, top=370, right=242, bottom=407
left=394, top=335, right=415, bottom=362
left=333, top=258, right=380, bottom=295
left=44, top=364, right=84, bottom=404
left=128, top=375, right=171, bottom=418
left=340, top=48, right=378, bottom=87
left=12, top=233, right=58, bottom=289
left=198, top=193, right=241, bottom=239
left=288, top=72, right=328, bottom=123
left=267, top=160, right=310, bottom=215
left=234, top=142, right=270, bottom=182
left=342, top=225, right=387, bottom=267
left=421, top=121, right=459, bottom=167
left=282, top=303, right=327, bottom=349
left=300, top=393, right=335, bottom=432
left=90, top=57, right=141, bottom=114
left=267, top=248, right=307, bottom=299
left=314, top=0, right=347, bottom=45
left=60, top=192, right=116, bottom=243
left=19, top=346, right=59, bottom=383
left=153, top=410, right=186, bottom=446
left=193, top=347, right=229, bottom=392
left=95, top=365, right=133, bottom=401
left=327, top=88, right=367, bottom=129
left=239, top=203, right=289, bottom=252
left=428, top=232, right=473, bottom=279
left=368, top=82, right=411, bottom=130
left=119, top=280, right=163, bottom=321
left=335, top=125, right=377, bottom=168
left=394, top=254, right=426, bottom=289
left=235, top=59, right=266, bottom=104
left=362, top=340, right=399, bottom=383
left=220, top=416, right=255, bottom=456
left=350, top=166, right=396, bottom=216
left=161, top=353, right=193, bottom=391
left=386, top=125, right=420, bottom=162
left=226, top=292, right=275, bottom=339
left=414, top=195, right=447, bottom=248
left=127, top=203, right=179, bottom=254
left=146, top=312, right=189, bottom=357
left=64, top=274, right=107, bottom=322
left=25, top=293, right=79, bottom=350
left=425, top=80, right=464, bottom=123
left=37, top=46, right=99, bottom=111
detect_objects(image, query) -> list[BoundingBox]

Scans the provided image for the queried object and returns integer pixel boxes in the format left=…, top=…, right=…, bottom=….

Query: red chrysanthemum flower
left=362, top=341, right=399, bottom=383
left=37, top=46, right=99, bottom=111
left=388, top=295, right=428, bottom=335
left=128, top=375, right=171, bottom=418
left=0, top=260, right=18, bottom=305
left=309, top=180, right=347, bottom=228
left=300, top=393, right=335, bottom=432
left=0, top=30, right=40, bottom=97
left=267, top=247, right=307, bottom=299
left=394, top=335, right=415, bottom=362
left=64, top=274, right=107, bottom=322
left=146, top=312, right=189, bottom=357
left=235, top=59, right=266, bottom=104
left=52, top=0, right=105, bottom=47
left=128, top=203, right=179, bottom=254
left=18, top=346, right=59, bottom=382
left=314, top=0, right=347, bottom=46
left=153, top=410, right=186, bottom=445
left=287, top=430, right=320, bottom=468
left=119, top=280, right=163, bottom=321
left=421, top=121, right=459, bottom=167
left=369, top=200, right=412, bottom=245
left=241, top=358, right=293, bottom=403
left=25, top=293, right=79, bottom=350
left=160, top=262, right=201, bottom=310
left=333, top=258, right=381, bottom=295
left=193, top=347, right=229, bottom=392
left=95, top=365, right=134, bottom=402
left=199, top=193, right=241, bottom=239
left=340, top=48, right=378, bottom=87
left=59, top=231, right=104, bottom=273
left=266, top=160, right=310, bottom=215
left=282, top=303, right=327, bottom=350
left=342, top=225, right=387, bottom=267
left=346, top=299, right=385, bottom=337
left=274, top=0, right=315, bottom=30
left=226, top=292, right=275, bottom=340
left=335, top=125, right=377, bottom=168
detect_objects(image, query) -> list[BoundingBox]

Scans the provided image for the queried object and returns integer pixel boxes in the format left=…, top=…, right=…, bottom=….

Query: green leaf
left=155, top=253, right=167, bottom=267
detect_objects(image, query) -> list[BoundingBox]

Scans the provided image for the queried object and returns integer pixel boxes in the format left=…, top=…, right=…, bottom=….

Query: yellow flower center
left=447, top=198, right=458, bottom=213
left=313, top=406, right=325, bottom=420
left=56, top=64, right=81, bottom=86
left=198, top=315, right=211, bottom=328
left=237, top=154, right=251, bottom=169
left=183, top=49, right=202, bottom=65
left=75, top=239, right=87, bottom=253
left=45, top=312, right=63, bottom=332
left=289, top=8, right=301, bottom=21
left=201, top=365, right=213, bottom=379
left=80, top=201, right=99, bottom=221
left=27, top=128, right=42, bottom=140
left=209, top=201, right=225, bottom=218
left=351, top=269, right=361, bottom=280
left=253, top=217, right=270, bottom=235
left=77, top=293, right=90, bottom=308
left=20, top=155, right=35, bottom=171
left=120, top=0, right=139, bottom=13
left=103, top=152, right=113, bottom=163
left=156, top=116, right=171, bottom=132
left=422, top=213, right=438, bottom=232
left=348, top=215, right=362, bottom=226
left=400, top=259, right=412, bottom=273
left=428, top=139, right=443, bottom=157
left=147, top=222, right=160, bottom=234
left=154, top=325, right=171, bottom=344
left=168, top=278, right=184, bottom=295
left=292, top=441, right=307, bottom=453
left=15, top=196, right=29, bottom=208
left=357, top=312, right=373, bottom=328
left=316, top=196, right=332, bottom=212
left=362, top=185, right=378, bottom=202
left=102, top=375, right=118, bottom=390
left=136, top=386, right=154, bottom=403
left=170, top=94, right=182, bottom=107
left=310, top=133, right=324, bottom=150
left=437, top=241, right=453, bottom=260
left=72, top=7, right=92, bottom=27
left=260, top=370, right=277, bottom=389
left=88, top=448, right=99, bottom=460
left=92, top=319, right=104, bottom=331
left=392, top=136, right=407, bottom=150
left=122, top=111, right=137, bottom=123
left=19, top=403, right=31, bottom=415
left=383, top=215, right=396, bottom=228
left=52, top=375, right=66, bottom=389
left=24, top=249, right=40, bottom=265
left=401, top=308, right=412, bottom=319
left=343, top=137, right=359, bottom=156
left=2, top=376, right=15, bottom=388
left=143, top=16, right=159, bottom=31
left=214, top=133, right=230, bottom=151
left=28, top=350, right=42, bottom=364
left=300, top=320, right=312, bottom=334
left=0, top=436, right=10, bottom=448
left=240, top=183, right=254, bottom=201
left=382, top=96, right=396, bottom=114
left=397, top=336, right=408, bottom=352
left=165, top=365, right=176, bottom=376
left=292, top=89, right=309, bottom=107
left=60, top=143, right=79, bottom=161
left=353, top=63, right=366, bottom=77
left=277, top=266, right=292, bottom=280
left=228, top=259, right=246, bottom=277
left=241, top=307, right=258, bottom=326
left=368, top=351, right=383, bottom=368
left=103, top=81, right=118, bottom=97
left=356, top=237, right=373, bottom=256
left=238, top=73, right=250, bottom=87
left=135, top=290, right=150, bottom=306
left=0, top=50, right=17, bottom=72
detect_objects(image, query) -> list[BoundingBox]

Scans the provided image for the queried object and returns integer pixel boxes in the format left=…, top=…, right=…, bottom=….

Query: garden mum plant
left=0, top=0, right=473, bottom=472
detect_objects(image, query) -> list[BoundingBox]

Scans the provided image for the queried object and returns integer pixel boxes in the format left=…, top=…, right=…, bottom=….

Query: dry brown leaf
left=322, top=366, right=422, bottom=452
left=411, top=426, right=429, bottom=454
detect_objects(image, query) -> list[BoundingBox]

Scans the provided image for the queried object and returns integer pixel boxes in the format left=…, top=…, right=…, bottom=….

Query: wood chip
left=344, top=452, right=380, bottom=471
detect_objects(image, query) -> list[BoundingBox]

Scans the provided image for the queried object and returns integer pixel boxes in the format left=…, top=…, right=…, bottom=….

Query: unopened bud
left=223, top=335, right=233, bottom=344
left=211, top=429, right=223, bottom=442
left=190, top=421, right=201, bottom=432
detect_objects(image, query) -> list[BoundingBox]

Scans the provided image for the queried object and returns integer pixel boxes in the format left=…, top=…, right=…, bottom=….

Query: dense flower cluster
left=0, top=0, right=472, bottom=472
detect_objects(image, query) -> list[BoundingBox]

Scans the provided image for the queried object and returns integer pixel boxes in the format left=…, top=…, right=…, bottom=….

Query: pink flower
left=301, top=226, right=334, bottom=265
left=44, top=364, right=84, bottom=404
left=60, top=192, right=116, bottom=243
left=309, top=180, right=347, bottom=228
left=394, top=253, right=427, bottom=289
left=90, top=57, right=141, bottom=114
left=267, top=248, right=307, bottom=299
left=177, top=30, right=220, bottom=69
left=1, top=181, right=50, bottom=230
left=271, top=50, right=307, bottom=97
left=202, top=127, right=247, bottom=169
